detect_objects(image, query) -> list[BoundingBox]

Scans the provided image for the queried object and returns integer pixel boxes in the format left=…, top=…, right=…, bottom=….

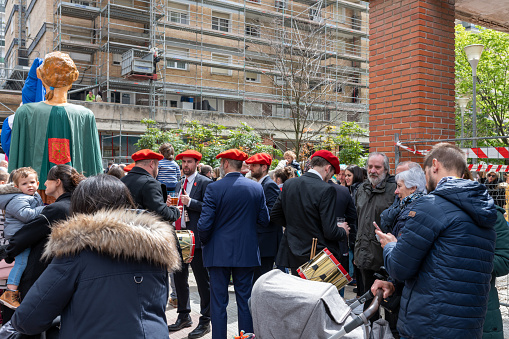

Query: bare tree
left=246, top=4, right=360, bottom=157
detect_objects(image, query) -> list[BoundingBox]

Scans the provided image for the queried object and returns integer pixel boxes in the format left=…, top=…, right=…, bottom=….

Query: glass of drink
left=337, top=217, right=345, bottom=226
left=169, top=192, right=179, bottom=206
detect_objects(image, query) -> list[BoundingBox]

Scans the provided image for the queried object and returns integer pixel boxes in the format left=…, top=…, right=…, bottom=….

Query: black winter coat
left=12, top=210, right=181, bottom=339
left=121, top=166, right=180, bottom=222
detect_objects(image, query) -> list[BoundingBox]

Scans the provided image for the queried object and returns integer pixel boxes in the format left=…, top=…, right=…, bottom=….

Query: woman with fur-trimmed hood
left=11, top=175, right=181, bottom=338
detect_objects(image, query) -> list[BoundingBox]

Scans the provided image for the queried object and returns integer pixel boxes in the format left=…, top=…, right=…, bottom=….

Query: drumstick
left=310, top=238, right=317, bottom=259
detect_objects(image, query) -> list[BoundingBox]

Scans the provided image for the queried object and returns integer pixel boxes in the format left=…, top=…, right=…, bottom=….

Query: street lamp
left=457, top=96, right=469, bottom=147
left=464, top=44, right=484, bottom=151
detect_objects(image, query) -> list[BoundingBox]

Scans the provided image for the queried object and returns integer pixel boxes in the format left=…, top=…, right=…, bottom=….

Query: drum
left=176, top=230, right=195, bottom=264
left=297, top=248, right=352, bottom=291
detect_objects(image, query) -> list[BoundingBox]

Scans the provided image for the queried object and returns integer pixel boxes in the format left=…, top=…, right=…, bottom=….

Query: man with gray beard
left=354, top=152, right=396, bottom=297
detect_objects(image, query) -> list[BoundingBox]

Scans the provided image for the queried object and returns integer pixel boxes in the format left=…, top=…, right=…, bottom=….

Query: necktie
left=175, top=178, right=188, bottom=230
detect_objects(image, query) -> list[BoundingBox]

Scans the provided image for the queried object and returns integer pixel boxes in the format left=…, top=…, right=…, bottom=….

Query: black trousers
left=253, top=256, right=275, bottom=283
left=173, top=248, right=210, bottom=324
left=360, top=268, right=381, bottom=321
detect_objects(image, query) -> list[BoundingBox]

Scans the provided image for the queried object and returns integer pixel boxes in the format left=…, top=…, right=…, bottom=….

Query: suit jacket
left=271, top=172, right=343, bottom=268
left=121, top=166, right=180, bottom=222
left=197, top=172, right=269, bottom=267
left=175, top=173, right=213, bottom=249
left=328, top=180, right=357, bottom=255
left=258, top=176, right=282, bottom=258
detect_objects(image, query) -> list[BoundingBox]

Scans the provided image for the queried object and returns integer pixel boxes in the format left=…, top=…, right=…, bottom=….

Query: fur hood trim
left=0, top=183, right=21, bottom=195
left=43, top=209, right=181, bottom=272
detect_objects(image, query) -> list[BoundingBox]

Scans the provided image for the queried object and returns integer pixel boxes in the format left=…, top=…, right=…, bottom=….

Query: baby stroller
left=251, top=270, right=391, bottom=339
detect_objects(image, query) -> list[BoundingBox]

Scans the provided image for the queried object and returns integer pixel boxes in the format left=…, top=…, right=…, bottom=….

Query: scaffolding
left=3, top=0, right=369, bottom=125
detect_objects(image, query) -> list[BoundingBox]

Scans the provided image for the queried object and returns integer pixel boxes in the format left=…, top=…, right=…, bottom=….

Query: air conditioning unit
left=275, top=0, right=286, bottom=9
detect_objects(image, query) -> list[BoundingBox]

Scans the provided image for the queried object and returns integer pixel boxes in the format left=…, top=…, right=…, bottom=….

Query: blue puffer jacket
left=383, top=179, right=497, bottom=339
left=0, top=183, right=44, bottom=239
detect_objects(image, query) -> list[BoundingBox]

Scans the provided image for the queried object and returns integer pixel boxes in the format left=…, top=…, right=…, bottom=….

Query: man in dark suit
left=198, top=149, right=269, bottom=339
left=246, top=153, right=281, bottom=282
left=328, top=179, right=357, bottom=296
left=121, top=149, right=180, bottom=222
left=168, top=150, right=212, bottom=339
left=271, top=150, right=349, bottom=274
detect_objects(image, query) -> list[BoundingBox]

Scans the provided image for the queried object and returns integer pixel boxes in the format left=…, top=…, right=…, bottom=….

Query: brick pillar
left=369, top=0, right=456, bottom=170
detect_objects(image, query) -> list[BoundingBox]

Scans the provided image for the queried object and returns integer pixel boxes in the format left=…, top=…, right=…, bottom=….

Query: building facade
left=2, top=0, right=369, bottom=162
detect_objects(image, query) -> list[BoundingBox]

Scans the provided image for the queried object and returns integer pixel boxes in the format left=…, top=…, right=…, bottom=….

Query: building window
left=275, top=0, right=286, bottom=9
left=168, top=1, right=189, bottom=25
left=160, top=99, right=178, bottom=107
left=212, top=11, right=229, bottom=32
left=166, top=47, right=188, bottom=70
left=245, top=71, right=259, bottom=83
left=245, top=24, right=260, bottom=37
left=70, top=0, right=90, bottom=5
left=112, top=53, right=121, bottom=65
left=70, top=52, right=92, bottom=62
left=211, top=53, right=231, bottom=76
left=309, top=8, right=322, bottom=22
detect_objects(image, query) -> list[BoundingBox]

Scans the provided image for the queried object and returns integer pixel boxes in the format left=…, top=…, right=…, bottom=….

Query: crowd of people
left=0, top=141, right=505, bottom=339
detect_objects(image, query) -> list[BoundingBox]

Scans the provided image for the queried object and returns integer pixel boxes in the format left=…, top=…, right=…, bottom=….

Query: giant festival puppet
left=7, top=52, right=102, bottom=188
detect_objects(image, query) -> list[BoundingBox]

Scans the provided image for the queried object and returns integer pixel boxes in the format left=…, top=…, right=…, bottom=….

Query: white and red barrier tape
left=395, top=142, right=509, bottom=172
left=468, top=164, right=509, bottom=172
left=463, top=147, right=509, bottom=159
left=394, top=142, right=430, bottom=156
left=395, top=142, right=509, bottom=159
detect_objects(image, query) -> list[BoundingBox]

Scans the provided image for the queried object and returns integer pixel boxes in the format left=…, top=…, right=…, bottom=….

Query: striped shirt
left=157, top=159, right=180, bottom=186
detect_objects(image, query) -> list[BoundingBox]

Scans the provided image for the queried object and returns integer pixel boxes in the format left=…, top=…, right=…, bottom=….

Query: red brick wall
left=369, top=0, right=456, bottom=170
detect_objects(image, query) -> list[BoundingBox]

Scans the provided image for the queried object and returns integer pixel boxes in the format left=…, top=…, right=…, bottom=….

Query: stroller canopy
left=251, top=270, right=364, bottom=339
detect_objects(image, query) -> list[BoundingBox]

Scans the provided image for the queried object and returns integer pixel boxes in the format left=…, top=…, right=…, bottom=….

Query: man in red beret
left=245, top=153, right=282, bottom=282
left=271, top=150, right=349, bottom=274
left=197, top=149, right=269, bottom=339
left=121, top=149, right=180, bottom=222
left=168, top=150, right=213, bottom=338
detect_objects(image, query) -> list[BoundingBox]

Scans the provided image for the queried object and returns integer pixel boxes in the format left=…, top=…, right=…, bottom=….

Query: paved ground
left=165, top=269, right=357, bottom=339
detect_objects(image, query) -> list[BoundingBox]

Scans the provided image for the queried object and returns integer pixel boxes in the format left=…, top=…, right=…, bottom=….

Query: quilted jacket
left=383, top=179, right=496, bottom=339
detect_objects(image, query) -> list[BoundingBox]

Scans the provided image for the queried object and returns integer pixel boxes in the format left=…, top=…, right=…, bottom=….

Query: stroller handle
left=329, top=289, right=384, bottom=339
left=362, top=289, right=383, bottom=320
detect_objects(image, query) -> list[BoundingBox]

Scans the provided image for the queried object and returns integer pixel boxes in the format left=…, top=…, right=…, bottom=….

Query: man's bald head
left=396, top=161, right=421, bottom=175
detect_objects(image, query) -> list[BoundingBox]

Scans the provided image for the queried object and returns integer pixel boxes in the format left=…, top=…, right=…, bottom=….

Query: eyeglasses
left=488, top=174, right=496, bottom=177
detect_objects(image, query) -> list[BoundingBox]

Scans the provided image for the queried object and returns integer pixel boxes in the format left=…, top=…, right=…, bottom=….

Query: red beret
left=246, top=153, right=272, bottom=166
left=124, top=163, right=135, bottom=172
left=310, top=150, right=340, bottom=174
left=176, top=150, right=202, bottom=161
left=216, top=149, right=248, bottom=161
left=131, top=149, right=164, bottom=162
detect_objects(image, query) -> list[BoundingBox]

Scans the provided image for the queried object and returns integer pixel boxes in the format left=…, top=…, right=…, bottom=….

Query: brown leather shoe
left=168, top=297, right=178, bottom=308
left=0, top=290, right=20, bottom=309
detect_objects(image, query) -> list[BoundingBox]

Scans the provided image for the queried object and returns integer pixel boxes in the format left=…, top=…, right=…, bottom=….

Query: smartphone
left=373, top=221, right=381, bottom=241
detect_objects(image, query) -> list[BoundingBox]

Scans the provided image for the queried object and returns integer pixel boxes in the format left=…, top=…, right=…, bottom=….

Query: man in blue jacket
left=373, top=143, right=497, bottom=339
left=197, top=149, right=269, bottom=339
left=245, top=153, right=281, bottom=282
left=168, top=150, right=213, bottom=338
